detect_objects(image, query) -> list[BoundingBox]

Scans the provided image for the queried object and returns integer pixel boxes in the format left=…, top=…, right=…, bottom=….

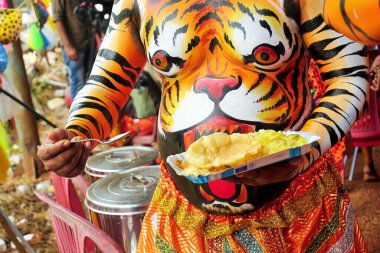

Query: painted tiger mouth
left=181, top=114, right=255, bottom=209
left=183, top=115, right=255, bottom=149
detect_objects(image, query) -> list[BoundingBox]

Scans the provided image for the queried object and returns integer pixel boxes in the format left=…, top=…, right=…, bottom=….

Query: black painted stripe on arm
left=344, top=82, right=366, bottom=96
left=320, top=65, right=368, bottom=80
left=343, top=99, right=360, bottom=121
left=317, top=101, right=350, bottom=122
left=71, top=101, right=114, bottom=131
left=120, top=67, right=138, bottom=84
left=73, top=114, right=101, bottom=134
left=88, top=75, right=122, bottom=92
left=97, top=65, right=132, bottom=88
left=110, top=99, right=122, bottom=112
left=323, top=88, right=360, bottom=101
left=315, top=121, right=340, bottom=146
left=111, top=8, right=132, bottom=25
left=312, top=141, right=322, bottom=156
left=345, top=46, right=368, bottom=58
left=316, top=24, right=332, bottom=34
left=98, top=49, right=140, bottom=72
left=66, top=125, right=92, bottom=139
left=309, top=39, right=353, bottom=61
left=311, top=112, right=345, bottom=142
left=301, top=15, right=324, bottom=33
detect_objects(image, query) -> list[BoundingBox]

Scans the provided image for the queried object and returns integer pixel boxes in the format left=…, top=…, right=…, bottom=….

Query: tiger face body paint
left=67, top=0, right=368, bottom=215
left=141, top=0, right=309, bottom=213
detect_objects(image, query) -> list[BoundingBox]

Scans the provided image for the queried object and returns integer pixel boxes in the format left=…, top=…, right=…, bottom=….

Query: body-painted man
left=38, top=0, right=369, bottom=251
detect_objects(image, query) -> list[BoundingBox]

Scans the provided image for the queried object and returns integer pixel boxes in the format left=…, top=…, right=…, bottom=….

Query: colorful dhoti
left=138, top=152, right=367, bottom=252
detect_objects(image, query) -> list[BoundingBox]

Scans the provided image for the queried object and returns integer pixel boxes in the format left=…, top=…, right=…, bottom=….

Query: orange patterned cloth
left=308, top=58, right=325, bottom=104
left=138, top=151, right=367, bottom=252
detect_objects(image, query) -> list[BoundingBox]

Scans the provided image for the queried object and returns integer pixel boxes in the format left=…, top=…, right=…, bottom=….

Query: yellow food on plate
left=250, top=130, right=308, bottom=155
left=176, top=132, right=264, bottom=176
left=176, top=130, right=307, bottom=177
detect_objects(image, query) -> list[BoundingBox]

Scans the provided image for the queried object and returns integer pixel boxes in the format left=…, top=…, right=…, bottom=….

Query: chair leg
left=349, top=147, right=359, bottom=181
left=343, top=154, right=348, bottom=167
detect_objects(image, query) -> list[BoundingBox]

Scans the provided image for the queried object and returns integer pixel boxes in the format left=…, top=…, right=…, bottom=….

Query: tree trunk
left=4, top=0, right=44, bottom=178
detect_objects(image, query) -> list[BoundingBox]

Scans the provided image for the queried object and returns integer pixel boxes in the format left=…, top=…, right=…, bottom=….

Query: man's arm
left=37, top=0, right=147, bottom=177
left=55, top=20, right=78, bottom=61
left=299, top=0, right=369, bottom=167
left=50, top=0, right=78, bottom=61
left=66, top=0, right=147, bottom=144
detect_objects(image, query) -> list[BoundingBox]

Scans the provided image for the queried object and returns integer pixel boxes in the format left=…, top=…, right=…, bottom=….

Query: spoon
left=70, top=131, right=132, bottom=145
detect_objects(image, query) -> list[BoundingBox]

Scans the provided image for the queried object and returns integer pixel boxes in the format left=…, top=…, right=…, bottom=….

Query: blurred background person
left=51, top=0, right=95, bottom=101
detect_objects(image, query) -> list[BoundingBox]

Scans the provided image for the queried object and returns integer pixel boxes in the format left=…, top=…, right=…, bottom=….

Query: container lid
left=85, top=146, right=158, bottom=178
left=85, top=165, right=161, bottom=215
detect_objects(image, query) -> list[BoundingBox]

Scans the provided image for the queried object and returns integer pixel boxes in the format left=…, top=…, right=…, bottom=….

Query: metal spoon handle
left=70, top=131, right=132, bottom=144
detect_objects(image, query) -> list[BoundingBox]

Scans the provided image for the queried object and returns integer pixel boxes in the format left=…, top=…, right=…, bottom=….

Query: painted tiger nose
left=194, top=77, right=240, bottom=101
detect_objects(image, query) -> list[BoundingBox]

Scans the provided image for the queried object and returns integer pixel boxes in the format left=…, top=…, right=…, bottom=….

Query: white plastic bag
left=0, top=75, right=21, bottom=121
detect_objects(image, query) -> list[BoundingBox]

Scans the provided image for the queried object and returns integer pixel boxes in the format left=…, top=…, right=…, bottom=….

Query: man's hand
left=226, top=156, right=305, bottom=186
left=37, top=128, right=91, bottom=177
left=65, top=45, right=79, bottom=61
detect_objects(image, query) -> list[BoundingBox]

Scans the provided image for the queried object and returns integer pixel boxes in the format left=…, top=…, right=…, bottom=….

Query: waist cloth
left=137, top=151, right=368, bottom=253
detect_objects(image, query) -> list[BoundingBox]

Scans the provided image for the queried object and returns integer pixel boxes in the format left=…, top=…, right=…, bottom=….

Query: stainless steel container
left=85, top=146, right=158, bottom=182
left=85, top=165, right=160, bottom=253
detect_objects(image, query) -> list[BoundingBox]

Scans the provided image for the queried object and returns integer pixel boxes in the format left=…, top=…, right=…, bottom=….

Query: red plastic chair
left=50, top=173, right=91, bottom=219
left=348, top=89, right=380, bottom=180
left=34, top=191, right=124, bottom=253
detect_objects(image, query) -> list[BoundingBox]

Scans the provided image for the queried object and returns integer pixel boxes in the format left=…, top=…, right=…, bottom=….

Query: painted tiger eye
left=253, top=45, right=279, bottom=66
left=152, top=50, right=170, bottom=71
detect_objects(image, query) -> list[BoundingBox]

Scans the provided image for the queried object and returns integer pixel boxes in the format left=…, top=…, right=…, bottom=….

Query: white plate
left=166, top=131, right=320, bottom=184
